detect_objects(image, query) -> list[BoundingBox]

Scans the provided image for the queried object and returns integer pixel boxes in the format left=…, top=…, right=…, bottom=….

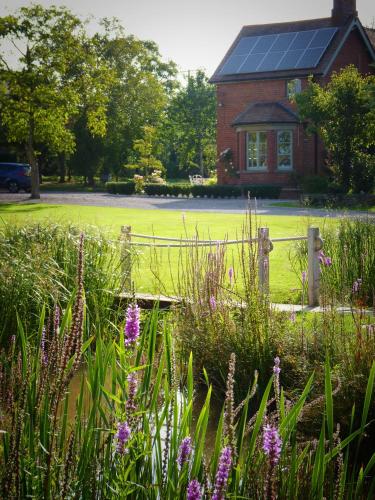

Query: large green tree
left=0, top=5, right=111, bottom=197
left=162, top=70, right=216, bottom=177
left=295, top=65, right=375, bottom=193
left=90, top=19, right=177, bottom=180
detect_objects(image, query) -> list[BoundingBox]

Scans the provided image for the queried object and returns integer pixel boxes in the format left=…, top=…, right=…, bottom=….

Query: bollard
left=307, top=227, right=323, bottom=306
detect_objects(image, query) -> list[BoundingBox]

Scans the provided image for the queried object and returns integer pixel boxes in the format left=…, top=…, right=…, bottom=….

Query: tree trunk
left=27, top=124, right=40, bottom=199
left=58, top=153, right=66, bottom=183
left=199, top=145, right=204, bottom=176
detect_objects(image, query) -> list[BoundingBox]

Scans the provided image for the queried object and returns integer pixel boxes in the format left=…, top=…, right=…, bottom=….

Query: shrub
left=143, top=183, right=191, bottom=196
left=106, top=181, right=136, bottom=194
left=301, top=175, right=329, bottom=194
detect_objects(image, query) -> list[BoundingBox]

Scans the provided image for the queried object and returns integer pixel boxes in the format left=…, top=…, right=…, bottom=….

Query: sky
left=1, top=0, right=374, bottom=77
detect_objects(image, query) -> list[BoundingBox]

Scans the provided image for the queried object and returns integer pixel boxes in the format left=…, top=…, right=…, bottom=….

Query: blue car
left=0, top=163, right=32, bottom=193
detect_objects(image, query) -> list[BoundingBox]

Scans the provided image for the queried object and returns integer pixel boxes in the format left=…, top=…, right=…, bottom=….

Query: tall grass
left=1, top=297, right=374, bottom=498
left=0, top=222, right=125, bottom=344
left=291, top=217, right=375, bottom=307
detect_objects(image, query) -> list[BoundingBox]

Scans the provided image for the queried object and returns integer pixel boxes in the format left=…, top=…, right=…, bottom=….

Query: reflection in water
left=64, top=368, right=223, bottom=455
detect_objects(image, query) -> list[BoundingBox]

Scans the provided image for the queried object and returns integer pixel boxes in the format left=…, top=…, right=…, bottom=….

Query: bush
left=143, top=183, right=191, bottom=196
left=107, top=182, right=282, bottom=199
left=106, top=181, right=136, bottom=195
left=301, top=175, right=329, bottom=194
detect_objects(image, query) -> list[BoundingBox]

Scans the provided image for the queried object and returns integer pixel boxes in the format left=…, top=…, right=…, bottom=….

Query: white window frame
left=246, top=131, right=267, bottom=171
left=277, top=130, right=293, bottom=170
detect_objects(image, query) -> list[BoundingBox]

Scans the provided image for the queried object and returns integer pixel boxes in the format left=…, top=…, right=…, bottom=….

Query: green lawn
left=0, top=203, right=333, bottom=303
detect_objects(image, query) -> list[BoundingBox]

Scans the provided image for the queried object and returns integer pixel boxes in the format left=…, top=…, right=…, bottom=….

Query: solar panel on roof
left=232, top=37, right=259, bottom=56
left=252, top=34, right=278, bottom=53
left=219, top=27, right=338, bottom=75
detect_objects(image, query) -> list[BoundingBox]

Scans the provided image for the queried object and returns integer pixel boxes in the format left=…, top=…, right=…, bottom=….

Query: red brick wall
left=216, top=25, right=375, bottom=186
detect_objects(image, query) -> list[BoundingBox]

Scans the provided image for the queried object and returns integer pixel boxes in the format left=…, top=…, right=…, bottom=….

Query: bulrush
left=124, top=303, right=140, bottom=347
left=212, top=446, right=232, bottom=500
left=187, top=479, right=202, bottom=500
left=177, top=436, right=192, bottom=468
left=224, top=353, right=236, bottom=454
left=58, top=233, right=85, bottom=378
left=273, top=357, right=281, bottom=414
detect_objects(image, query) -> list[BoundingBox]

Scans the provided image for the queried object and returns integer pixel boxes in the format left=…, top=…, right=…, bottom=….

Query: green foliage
left=106, top=181, right=136, bottom=194
left=0, top=222, right=125, bottom=343
left=292, top=217, right=375, bottom=306
left=131, top=125, right=166, bottom=177
left=95, top=19, right=177, bottom=179
left=0, top=4, right=112, bottom=197
left=108, top=182, right=282, bottom=198
left=301, top=175, right=330, bottom=194
left=1, top=298, right=374, bottom=498
left=295, top=66, right=375, bottom=193
left=161, top=70, right=216, bottom=177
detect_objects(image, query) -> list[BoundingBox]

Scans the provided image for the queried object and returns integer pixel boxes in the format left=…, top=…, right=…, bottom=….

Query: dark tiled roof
left=232, top=102, right=299, bottom=126
left=365, top=28, right=375, bottom=49
left=210, top=16, right=368, bottom=83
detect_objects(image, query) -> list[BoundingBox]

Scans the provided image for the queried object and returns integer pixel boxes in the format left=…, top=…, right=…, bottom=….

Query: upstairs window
left=277, top=131, right=293, bottom=169
left=287, top=78, right=302, bottom=100
left=247, top=132, right=267, bottom=169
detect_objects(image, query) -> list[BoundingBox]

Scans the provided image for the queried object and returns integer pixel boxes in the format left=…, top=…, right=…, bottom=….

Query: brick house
left=210, top=0, right=375, bottom=195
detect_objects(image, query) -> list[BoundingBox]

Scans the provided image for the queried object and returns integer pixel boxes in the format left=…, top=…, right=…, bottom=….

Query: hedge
left=105, top=182, right=282, bottom=199
left=106, top=181, right=135, bottom=194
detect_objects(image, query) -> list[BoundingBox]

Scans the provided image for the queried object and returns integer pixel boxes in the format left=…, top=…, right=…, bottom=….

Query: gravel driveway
left=0, top=190, right=373, bottom=218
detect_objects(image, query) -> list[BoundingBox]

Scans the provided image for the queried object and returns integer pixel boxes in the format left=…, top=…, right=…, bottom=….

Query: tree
left=0, top=5, right=111, bottom=197
left=295, top=66, right=375, bottom=193
left=162, top=70, right=216, bottom=177
left=93, top=20, right=177, bottom=180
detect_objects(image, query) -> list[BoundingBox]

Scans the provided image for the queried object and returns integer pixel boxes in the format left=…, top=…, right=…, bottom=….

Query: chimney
left=332, top=0, right=357, bottom=24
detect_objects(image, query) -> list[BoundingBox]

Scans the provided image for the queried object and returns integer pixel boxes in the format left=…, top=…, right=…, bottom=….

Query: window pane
left=247, top=132, right=268, bottom=168
left=277, top=131, right=292, bottom=168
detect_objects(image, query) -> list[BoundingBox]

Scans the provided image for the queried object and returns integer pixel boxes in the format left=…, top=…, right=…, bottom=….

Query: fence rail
left=120, top=225, right=323, bottom=307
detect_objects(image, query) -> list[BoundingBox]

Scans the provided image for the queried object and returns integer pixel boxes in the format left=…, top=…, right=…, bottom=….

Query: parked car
left=0, top=163, right=31, bottom=192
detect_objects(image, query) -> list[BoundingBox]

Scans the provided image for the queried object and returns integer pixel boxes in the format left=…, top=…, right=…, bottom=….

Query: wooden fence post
left=307, top=226, right=323, bottom=307
left=258, top=227, right=272, bottom=295
left=121, top=225, right=132, bottom=291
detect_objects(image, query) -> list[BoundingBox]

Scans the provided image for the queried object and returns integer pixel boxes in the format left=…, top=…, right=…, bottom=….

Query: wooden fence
left=120, top=225, right=324, bottom=307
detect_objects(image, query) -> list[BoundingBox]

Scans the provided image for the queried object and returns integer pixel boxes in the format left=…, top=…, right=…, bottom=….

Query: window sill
left=244, top=167, right=268, bottom=173
left=277, top=167, right=293, bottom=172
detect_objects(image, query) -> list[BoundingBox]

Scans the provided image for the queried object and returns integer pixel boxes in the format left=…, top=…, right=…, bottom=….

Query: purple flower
left=209, top=296, right=217, bottom=311
left=187, top=479, right=202, bottom=500
left=352, top=278, right=362, bottom=294
left=273, top=357, right=281, bottom=375
left=212, top=446, right=232, bottom=500
left=124, top=303, right=140, bottom=347
left=40, top=327, right=48, bottom=366
left=228, top=267, right=234, bottom=284
left=302, top=271, right=307, bottom=284
left=115, top=421, right=131, bottom=455
left=319, top=251, right=332, bottom=267
left=263, top=424, right=282, bottom=466
left=126, top=373, right=137, bottom=412
left=177, top=436, right=192, bottom=468
left=290, top=311, right=296, bottom=323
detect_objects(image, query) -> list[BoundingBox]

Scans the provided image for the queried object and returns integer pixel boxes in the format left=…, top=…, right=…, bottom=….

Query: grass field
left=0, top=202, right=334, bottom=302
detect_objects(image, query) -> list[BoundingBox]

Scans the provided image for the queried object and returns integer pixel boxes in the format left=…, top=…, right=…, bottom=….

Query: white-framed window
left=247, top=131, right=267, bottom=169
left=277, top=130, right=293, bottom=169
left=287, top=78, right=302, bottom=100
